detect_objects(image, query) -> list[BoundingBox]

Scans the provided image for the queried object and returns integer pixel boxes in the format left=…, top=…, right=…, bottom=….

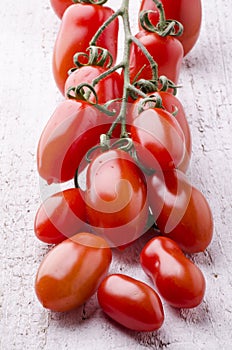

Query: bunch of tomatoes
left=34, top=0, right=213, bottom=332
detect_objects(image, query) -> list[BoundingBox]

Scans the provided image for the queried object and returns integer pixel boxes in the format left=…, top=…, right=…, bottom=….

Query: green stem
left=92, top=63, right=124, bottom=86
left=90, top=9, right=122, bottom=46
left=152, top=0, right=166, bottom=29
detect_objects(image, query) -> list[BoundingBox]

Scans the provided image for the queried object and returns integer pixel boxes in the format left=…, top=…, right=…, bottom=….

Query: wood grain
left=0, top=0, right=232, bottom=349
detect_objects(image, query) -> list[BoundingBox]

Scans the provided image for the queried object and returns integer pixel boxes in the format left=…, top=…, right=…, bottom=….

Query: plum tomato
left=85, top=149, right=149, bottom=247
left=130, top=108, right=185, bottom=171
left=34, top=188, right=87, bottom=245
left=147, top=169, right=213, bottom=253
left=129, top=92, right=192, bottom=172
left=53, top=3, right=118, bottom=93
left=139, top=0, right=202, bottom=56
left=97, top=274, right=164, bottom=331
left=35, top=232, right=112, bottom=312
left=140, top=236, right=206, bottom=308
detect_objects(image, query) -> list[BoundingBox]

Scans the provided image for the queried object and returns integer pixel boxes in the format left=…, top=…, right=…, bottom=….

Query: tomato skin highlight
left=34, top=188, right=87, bottom=245
left=64, top=66, right=123, bottom=104
left=129, top=30, right=183, bottom=85
left=131, top=108, right=185, bottom=171
left=140, top=236, right=206, bottom=308
left=85, top=149, right=149, bottom=247
left=35, top=232, right=112, bottom=312
left=139, top=0, right=202, bottom=56
left=147, top=169, right=213, bottom=253
left=53, top=4, right=118, bottom=94
left=50, top=0, right=73, bottom=19
left=97, top=274, right=164, bottom=331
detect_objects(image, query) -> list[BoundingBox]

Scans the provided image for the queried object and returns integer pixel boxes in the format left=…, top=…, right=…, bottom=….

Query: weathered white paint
left=1, top=0, right=232, bottom=349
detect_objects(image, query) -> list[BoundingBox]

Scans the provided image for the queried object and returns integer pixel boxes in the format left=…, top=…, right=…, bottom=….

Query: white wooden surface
left=1, top=0, right=232, bottom=349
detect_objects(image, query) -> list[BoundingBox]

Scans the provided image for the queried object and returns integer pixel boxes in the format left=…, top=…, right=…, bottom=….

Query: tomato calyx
left=139, top=0, right=183, bottom=38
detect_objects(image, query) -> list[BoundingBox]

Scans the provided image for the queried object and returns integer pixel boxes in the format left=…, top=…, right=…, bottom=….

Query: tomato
left=147, top=169, right=213, bottom=253
left=35, top=232, right=112, bottom=312
left=64, top=66, right=123, bottom=104
left=130, top=92, right=192, bottom=172
left=37, top=100, right=119, bottom=184
left=97, top=274, right=164, bottom=331
left=85, top=149, right=148, bottom=247
left=34, top=188, right=87, bottom=245
left=50, top=0, right=73, bottom=19
left=53, top=4, right=118, bottom=94
left=139, top=0, right=202, bottom=56
left=140, top=236, right=206, bottom=308
left=130, top=108, right=185, bottom=171
left=129, top=30, right=183, bottom=85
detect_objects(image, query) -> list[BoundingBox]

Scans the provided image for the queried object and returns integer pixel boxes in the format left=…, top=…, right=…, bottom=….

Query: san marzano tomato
left=34, top=188, right=87, bottom=244
left=53, top=3, right=118, bottom=94
left=147, top=169, right=213, bottom=253
left=129, top=30, right=183, bottom=85
left=140, top=236, right=206, bottom=308
left=35, top=232, right=112, bottom=312
left=139, top=0, right=202, bottom=56
left=97, top=274, right=164, bottom=331
left=85, top=149, right=148, bottom=247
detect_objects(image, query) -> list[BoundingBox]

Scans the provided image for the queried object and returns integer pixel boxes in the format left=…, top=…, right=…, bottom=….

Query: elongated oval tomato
left=139, top=0, right=202, bottom=56
left=37, top=100, right=115, bottom=184
left=64, top=66, right=123, bottom=104
left=131, top=108, right=185, bottom=170
left=97, top=274, right=164, bottom=331
left=140, top=236, right=206, bottom=308
left=130, top=92, right=192, bottom=172
left=53, top=4, right=118, bottom=94
left=50, top=0, right=73, bottom=19
left=34, top=188, right=87, bottom=244
left=85, top=149, right=148, bottom=247
left=129, top=30, right=183, bottom=85
left=35, top=232, right=112, bottom=312
left=147, top=169, right=213, bottom=253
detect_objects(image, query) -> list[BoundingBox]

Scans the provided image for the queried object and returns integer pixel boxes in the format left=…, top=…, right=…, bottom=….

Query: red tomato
left=37, top=100, right=119, bottom=184
left=85, top=149, right=148, bottom=247
left=140, top=236, right=206, bottom=308
left=97, top=274, right=164, bottom=331
left=50, top=0, right=73, bottom=19
left=53, top=4, right=118, bottom=94
left=34, top=188, right=87, bottom=244
left=35, top=232, right=112, bottom=312
left=130, top=92, right=192, bottom=172
left=139, top=0, right=202, bottom=56
left=147, top=169, right=213, bottom=253
left=129, top=30, right=183, bottom=85
left=130, top=108, right=185, bottom=170
left=64, top=66, right=123, bottom=104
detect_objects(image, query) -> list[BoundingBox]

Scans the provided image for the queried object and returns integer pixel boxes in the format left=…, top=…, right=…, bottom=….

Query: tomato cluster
left=34, top=0, right=213, bottom=334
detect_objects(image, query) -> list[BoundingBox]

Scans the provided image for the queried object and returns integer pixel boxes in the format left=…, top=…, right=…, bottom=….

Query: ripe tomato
left=34, top=188, right=87, bottom=245
left=50, top=0, right=73, bottom=19
left=97, top=274, right=164, bottom=331
left=64, top=65, right=123, bottom=104
left=129, top=30, right=183, bottom=85
left=37, top=100, right=119, bottom=184
left=85, top=149, right=148, bottom=247
left=130, top=92, right=192, bottom=172
left=130, top=108, right=185, bottom=170
left=35, top=232, right=112, bottom=312
left=140, top=236, right=206, bottom=308
left=147, top=169, right=213, bottom=253
left=53, top=4, right=118, bottom=94
left=139, top=0, right=202, bottom=56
